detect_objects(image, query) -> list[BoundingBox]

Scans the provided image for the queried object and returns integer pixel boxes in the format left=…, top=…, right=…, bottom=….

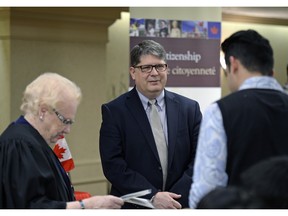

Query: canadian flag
left=53, top=135, right=75, bottom=172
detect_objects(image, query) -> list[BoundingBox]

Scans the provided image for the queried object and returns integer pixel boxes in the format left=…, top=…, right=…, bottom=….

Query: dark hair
left=196, top=186, right=265, bottom=209
left=130, top=40, right=167, bottom=67
left=221, top=29, right=274, bottom=76
left=240, top=156, right=288, bottom=208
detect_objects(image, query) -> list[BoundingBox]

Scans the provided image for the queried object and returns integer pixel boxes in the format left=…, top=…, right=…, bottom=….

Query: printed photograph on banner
left=157, top=19, right=170, bottom=38
left=169, top=20, right=182, bottom=38
left=181, top=20, right=208, bottom=39
left=129, top=18, right=145, bottom=37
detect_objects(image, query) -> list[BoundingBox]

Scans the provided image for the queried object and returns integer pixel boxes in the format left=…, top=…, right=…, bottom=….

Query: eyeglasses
left=133, top=64, right=168, bottom=74
left=53, top=109, right=74, bottom=125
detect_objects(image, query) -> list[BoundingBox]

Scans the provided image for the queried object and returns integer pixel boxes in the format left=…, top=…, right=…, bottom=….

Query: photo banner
left=129, top=18, right=221, bottom=88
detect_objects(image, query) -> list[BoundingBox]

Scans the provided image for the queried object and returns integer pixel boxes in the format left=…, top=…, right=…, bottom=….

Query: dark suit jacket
left=99, top=87, right=202, bottom=208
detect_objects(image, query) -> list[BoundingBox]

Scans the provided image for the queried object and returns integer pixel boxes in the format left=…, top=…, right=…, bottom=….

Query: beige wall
left=0, top=8, right=10, bottom=133
left=130, top=7, right=221, bottom=20
left=106, top=12, right=130, bottom=101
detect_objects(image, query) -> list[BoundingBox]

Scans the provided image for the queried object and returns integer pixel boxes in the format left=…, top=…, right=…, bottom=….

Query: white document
left=121, top=189, right=155, bottom=209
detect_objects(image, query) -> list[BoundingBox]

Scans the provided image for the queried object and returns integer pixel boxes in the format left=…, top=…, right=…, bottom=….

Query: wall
left=0, top=8, right=10, bottom=133
left=106, top=12, right=130, bottom=101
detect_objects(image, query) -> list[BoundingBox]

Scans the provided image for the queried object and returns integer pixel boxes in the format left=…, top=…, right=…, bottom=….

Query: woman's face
left=40, top=100, right=78, bottom=146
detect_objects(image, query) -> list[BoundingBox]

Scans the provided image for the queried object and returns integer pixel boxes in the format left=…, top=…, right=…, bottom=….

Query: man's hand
left=151, top=192, right=182, bottom=209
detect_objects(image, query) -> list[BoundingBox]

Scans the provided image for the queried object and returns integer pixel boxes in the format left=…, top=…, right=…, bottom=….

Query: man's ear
left=229, top=56, right=239, bottom=74
left=270, top=69, right=275, bottom=77
left=129, top=66, right=136, bottom=80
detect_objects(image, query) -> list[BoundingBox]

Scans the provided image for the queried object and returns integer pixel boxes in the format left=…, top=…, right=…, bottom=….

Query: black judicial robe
left=0, top=116, right=75, bottom=208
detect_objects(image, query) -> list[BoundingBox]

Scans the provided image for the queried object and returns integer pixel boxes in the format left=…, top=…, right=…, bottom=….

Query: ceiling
left=222, top=7, right=288, bottom=20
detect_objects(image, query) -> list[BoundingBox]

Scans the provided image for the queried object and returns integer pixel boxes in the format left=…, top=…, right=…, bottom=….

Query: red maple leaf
left=53, top=144, right=66, bottom=159
left=210, top=26, right=218, bottom=35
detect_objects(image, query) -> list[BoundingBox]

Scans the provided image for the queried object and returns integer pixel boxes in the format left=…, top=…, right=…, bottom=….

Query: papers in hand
left=121, top=189, right=155, bottom=209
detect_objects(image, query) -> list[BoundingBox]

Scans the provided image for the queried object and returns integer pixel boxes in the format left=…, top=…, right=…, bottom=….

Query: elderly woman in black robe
left=0, top=72, right=123, bottom=209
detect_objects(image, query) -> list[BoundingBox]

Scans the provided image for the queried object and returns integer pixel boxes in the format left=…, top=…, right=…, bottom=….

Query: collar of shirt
left=136, top=88, right=165, bottom=112
left=239, top=76, right=284, bottom=92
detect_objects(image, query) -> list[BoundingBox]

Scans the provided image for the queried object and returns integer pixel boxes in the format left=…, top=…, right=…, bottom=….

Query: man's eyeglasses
left=53, top=109, right=74, bottom=125
left=133, top=64, right=168, bottom=74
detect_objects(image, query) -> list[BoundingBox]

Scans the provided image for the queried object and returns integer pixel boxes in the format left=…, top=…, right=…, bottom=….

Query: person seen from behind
left=189, top=29, right=288, bottom=208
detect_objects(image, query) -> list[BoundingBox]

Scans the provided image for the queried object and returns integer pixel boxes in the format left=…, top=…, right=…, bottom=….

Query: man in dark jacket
left=100, top=40, right=202, bottom=209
